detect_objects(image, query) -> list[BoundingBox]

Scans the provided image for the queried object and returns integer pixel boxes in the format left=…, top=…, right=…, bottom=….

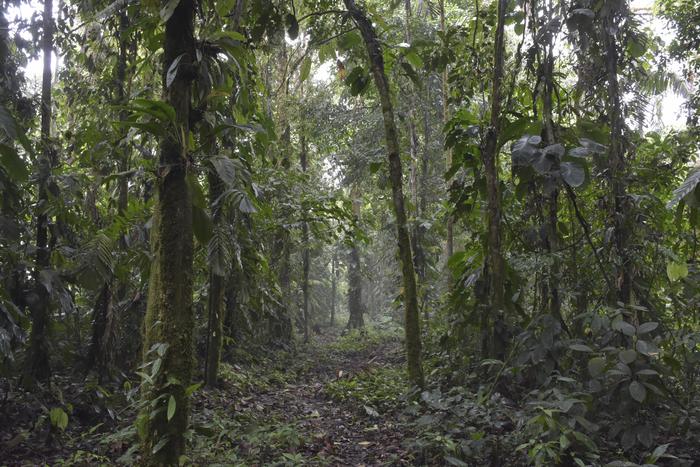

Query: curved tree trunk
left=344, top=0, right=424, bottom=387
left=139, top=0, right=195, bottom=463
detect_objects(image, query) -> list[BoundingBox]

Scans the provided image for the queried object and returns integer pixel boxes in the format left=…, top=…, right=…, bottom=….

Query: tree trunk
left=88, top=7, right=131, bottom=381
left=300, top=83, right=310, bottom=343
left=139, top=0, right=195, bottom=463
left=204, top=171, right=225, bottom=387
left=480, top=0, right=507, bottom=359
left=440, top=0, right=454, bottom=261
left=204, top=0, right=245, bottom=386
left=344, top=0, right=424, bottom=387
left=602, top=6, right=632, bottom=305
left=347, top=189, right=364, bottom=330
left=87, top=281, right=115, bottom=381
left=541, top=16, right=561, bottom=323
left=24, top=0, right=54, bottom=386
left=330, top=250, right=337, bottom=326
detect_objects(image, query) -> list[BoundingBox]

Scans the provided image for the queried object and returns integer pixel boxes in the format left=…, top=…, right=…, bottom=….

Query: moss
left=139, top=0, right=195, bottom=464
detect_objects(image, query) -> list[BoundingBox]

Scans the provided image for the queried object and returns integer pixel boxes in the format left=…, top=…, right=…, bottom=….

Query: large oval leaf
left=561, top=162, right=585, bottom=187
left=629, top=380, right=646, bottom=403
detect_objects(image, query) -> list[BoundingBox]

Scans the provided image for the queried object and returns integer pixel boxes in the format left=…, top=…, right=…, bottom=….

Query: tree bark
left=330, top=250, right=337, bottom=326
left=204, top=0, right=245, bottom=387
left=140, top=0, right=195, bottom=463
left=204, top=172, right=225, bottom=387
left=347, top=188, right=364, bottom=330
left=602, top=6, right=632, bottom=305
left=480, top=0, right=507, bottom=358
left=541, top=6, right=561, bottom=323
left=439, top=0, right=454, bottom=261
left=300, top=82, right=310, bottom=343
left=24, top=0, right=54, bottom=385
left=344, top=0, right=424, bottom=387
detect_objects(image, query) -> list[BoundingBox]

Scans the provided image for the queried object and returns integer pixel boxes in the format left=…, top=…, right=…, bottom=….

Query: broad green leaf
left=0, top=143, right=29, bottom=182
left=561, top=162, right=586, bottom=187
left=192, top=205, right=213, bottom=245
left=588, top=357, right=605, bottom=377
left=239, top=195, right=257, bottom=213
left=612, top=319, right=636, bottom=336
left=629, top=380, right=646, bottom=403
left=337, top=31, right=362, bottom=51
left=619, top=349, right=637, bottom=364
left=0, top=105, right=17, bottom=139
left=627, top=39, right=646, bottom=58
left=166, top=54, right=185, bottom=88
left=185, top=382, right=202, bottom=397
left=569, top=343, right=593, bottom=352
left=210, top=156, right=237, bottom=187
left=167, top=395, right=176, bottom=421
left=49, top=407, right=69, bottom=431
left=300, top=56, right=312, bottom=82
left=666, top=261, right=688, bottom=281
left=637, top=322, right=658, bottom=334
left=152, top=437, right=169, bottom=454
left=667, top=168, right=700, bottom=208
left=404, top=51, right=424, bottom=69
left=187, top=174, right=207, bottom=209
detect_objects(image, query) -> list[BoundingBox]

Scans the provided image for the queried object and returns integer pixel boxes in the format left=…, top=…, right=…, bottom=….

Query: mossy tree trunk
left=344, top=0, right=424, bottom=388
left=24, top=0, right=54, bottom=386
left=139, top=0, right=195, bottom=463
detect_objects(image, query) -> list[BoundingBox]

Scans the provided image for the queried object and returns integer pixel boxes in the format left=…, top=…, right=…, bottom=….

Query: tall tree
left=204, top=0, right=245, bottom=388
left=602, top=1, right=633, bottom=305
left=440, top=0, right=453, bottom=261
left=300, top=81, right=311, bottom=343
left=24, top=0, right=54, bottom=385
left=344, top=0, right=424, bottom=387
left=480, top=0, right=507, bottom=358
left=330, top=248, right=337, bottom=326
left=347, top=186, right=364, bottom=330
left=139, top=0, right=195, bottom=462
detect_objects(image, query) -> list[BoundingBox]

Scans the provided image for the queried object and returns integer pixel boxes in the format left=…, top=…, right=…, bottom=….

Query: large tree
left=139, top=0, right=196, bottom=462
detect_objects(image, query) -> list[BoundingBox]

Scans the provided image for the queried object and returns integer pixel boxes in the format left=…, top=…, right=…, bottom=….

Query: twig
left=564, top=185, right=615, bottom=294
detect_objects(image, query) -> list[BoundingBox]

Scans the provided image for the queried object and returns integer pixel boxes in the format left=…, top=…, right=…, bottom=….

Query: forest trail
left=191, top=329, right=416, bottom=466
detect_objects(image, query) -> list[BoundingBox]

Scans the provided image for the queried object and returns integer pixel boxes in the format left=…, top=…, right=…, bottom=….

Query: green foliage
left=324, top=366, right=407, bottom=414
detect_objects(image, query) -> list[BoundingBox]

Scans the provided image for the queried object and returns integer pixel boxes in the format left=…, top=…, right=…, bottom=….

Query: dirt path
left=196, top=331, right=414, bottom=466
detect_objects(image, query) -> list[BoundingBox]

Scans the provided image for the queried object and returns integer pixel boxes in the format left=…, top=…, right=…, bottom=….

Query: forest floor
left=1, top=325, right=423, bottom=466
left=188, top=327, right=418, bottom=466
